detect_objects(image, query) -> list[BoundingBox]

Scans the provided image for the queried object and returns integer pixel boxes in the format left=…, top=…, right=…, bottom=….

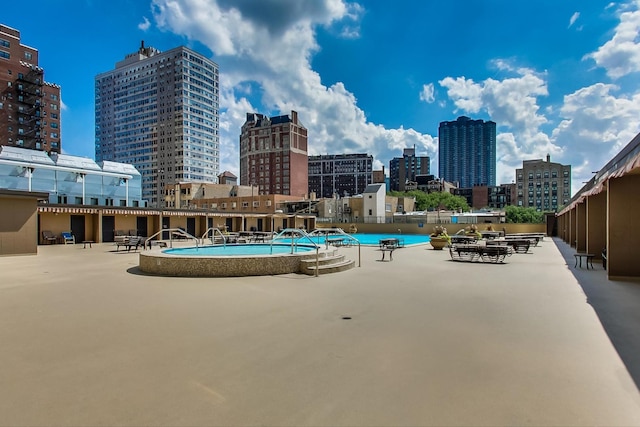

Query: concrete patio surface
left=1, top=238, right=640, bottom=426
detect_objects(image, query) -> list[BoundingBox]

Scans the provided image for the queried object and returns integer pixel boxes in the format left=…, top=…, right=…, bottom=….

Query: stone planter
left=429, top=236, right=449, bottom=250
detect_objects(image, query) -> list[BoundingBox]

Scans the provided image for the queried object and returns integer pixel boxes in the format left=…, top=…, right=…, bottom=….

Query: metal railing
left=146, top=228, right=199, bottom=249
left=271, top=228, right=321, bottom=277
left=308, top=227, right=361, bottom=267
left=201, top=227, right=229, bottom=247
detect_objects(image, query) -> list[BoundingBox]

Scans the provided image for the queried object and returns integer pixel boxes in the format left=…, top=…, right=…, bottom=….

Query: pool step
left=299, top=254, right=355, bottom=275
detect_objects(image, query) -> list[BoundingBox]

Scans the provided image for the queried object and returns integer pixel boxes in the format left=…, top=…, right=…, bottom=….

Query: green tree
left=388, top=190, right=469, bottom=212
left=504, top=206, right=545, bottom=223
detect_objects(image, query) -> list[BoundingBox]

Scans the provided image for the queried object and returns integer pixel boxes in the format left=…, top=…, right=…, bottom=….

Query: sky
left=3, top=0, right=640, bottom=196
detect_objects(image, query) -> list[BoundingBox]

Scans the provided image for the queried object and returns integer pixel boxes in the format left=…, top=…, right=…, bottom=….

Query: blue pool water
left=164, top=243, right=317, bottom=256
left=276, top=233, right=431, bottom=246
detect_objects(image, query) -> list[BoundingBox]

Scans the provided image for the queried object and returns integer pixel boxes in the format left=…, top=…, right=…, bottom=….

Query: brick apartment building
left=239, top=110, right=308, bottom=198
left=0, top=24, right=61, bottom=153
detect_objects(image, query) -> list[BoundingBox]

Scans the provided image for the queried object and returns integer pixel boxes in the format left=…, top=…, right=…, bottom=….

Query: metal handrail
left=145, top=227, right=199, bottom=249
left=201, top=227, right=228, bottom=247
left=271, top=228, right=321, bottom=277
left=308, top=227, right=361, bottom=267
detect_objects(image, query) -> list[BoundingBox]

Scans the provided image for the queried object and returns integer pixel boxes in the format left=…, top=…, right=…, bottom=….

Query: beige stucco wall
left=0, top=195, right=40, bottom=255
left=586, top=192, right=606, bottom=259
left=608, top=174, right=640, bottom=278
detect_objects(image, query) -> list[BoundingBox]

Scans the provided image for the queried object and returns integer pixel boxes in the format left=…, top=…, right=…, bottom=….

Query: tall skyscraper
left=0, top=24, right=61, bottom=153
left=438, top=116, right=496, bottom=187
left=516, top=155, right=571, bottom=211
left=308, top=153, right=372, bottom=198
left=239, top=111, right=308, bottom=197
left=95, top=42, right=219, bottom=207
left=389, top=147, right=430, bottom=191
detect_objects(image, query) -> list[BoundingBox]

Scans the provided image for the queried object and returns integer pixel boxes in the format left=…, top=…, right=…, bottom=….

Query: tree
left=504, top=206, right=545, bottom=223
left=388, top=190, right=469, bottom=211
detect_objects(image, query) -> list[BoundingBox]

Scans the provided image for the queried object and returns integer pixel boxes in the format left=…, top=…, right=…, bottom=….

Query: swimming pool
left=276, top=233, right=431, bottom=246
left=164, top=243, right=316, bottom=256
left=351, top=233, right=431, bottom=246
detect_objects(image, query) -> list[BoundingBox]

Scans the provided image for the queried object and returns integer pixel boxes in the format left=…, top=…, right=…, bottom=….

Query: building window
left=24, top=51, right=32, bottom=60
left=0, top=51, right=9, bottom=60
left=0, top=39, right=9, bottom=48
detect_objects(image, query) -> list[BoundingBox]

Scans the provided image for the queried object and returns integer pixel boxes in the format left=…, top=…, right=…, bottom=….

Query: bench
left=379, top=245, right=396, bottom=261
left=490, top=239, right=530, bottom=254
left=327, top=238, right=345, bottom=247
left=449, top=244, right=512, bottom=263
left=116, top=237, right=143, bottom=252
left=574, top=253, right=595, bottom=269
left=82, top=240, right=94, bottom=249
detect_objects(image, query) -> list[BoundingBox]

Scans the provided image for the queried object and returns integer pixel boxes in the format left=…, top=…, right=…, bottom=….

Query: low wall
left=139, top=247, right=329, bottom=277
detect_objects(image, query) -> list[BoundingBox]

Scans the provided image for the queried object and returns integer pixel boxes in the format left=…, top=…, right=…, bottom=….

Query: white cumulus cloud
left=151, top=0, right=436, bottom=177
left=584, top=0, right=640, bottom=78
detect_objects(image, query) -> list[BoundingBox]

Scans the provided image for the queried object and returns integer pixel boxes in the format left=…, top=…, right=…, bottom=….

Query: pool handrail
left=201, top=227, right=228, bottom=247
left=272, top=228, right=320, bottom=252
left=146, top=228, right=199, bottom=249
left=272, top=228, right=322, bottom=277
left=308, top=228, right=361, bottom=267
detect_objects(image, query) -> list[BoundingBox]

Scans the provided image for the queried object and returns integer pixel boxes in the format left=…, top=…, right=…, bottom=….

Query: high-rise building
left=439, top=116, right=496, bottom=187
left=239, top=111, right=308, bottom=197
left=516, top=154, right=571, bottom=211
left=95, top=42, right=220, bottom=207
left=389, top=147, right=430, bottom=191
left=308, top=153, right=372, bottom=198
left=0, top=24, right=61, bottom=153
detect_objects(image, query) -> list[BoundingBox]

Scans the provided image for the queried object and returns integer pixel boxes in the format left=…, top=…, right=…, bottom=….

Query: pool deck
left=1, top=238, right=640, bottom=426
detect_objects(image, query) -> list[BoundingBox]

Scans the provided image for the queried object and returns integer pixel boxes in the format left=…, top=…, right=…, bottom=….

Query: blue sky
left=4, top=0, right=640, bottom=196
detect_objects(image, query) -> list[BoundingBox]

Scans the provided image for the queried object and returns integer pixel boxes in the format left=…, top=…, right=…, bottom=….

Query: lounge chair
left=61, top=232, right=75, bottom=244
left=116, top=236, right=143, bottom=252
left=41, top=230, right=57, bottom=244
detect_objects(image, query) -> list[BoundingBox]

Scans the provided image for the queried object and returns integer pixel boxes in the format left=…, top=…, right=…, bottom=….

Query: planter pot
left=429, top=236, right=449, bottom=250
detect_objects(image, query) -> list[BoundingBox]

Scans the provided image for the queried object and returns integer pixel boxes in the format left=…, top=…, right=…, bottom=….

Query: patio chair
left=61, top=232, right=75, bottom=245
left=41, top=230, right=57, bottom=244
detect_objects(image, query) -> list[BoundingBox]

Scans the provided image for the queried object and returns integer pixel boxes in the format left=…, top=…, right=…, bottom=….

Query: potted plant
left=465, top=224, right=482, bottom=239
left=430, top=225, right=451, bottom=250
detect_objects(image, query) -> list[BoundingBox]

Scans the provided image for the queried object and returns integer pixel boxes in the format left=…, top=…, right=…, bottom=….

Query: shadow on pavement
left=554, top=237, right=640, bottom=390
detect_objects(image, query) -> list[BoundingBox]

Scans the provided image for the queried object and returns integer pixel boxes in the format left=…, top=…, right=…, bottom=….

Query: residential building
left=0, top=24, right=61, bottom=153
left=164, top=181, right=257, bottom=209
left=453, top=184, right=515, bottom=210
left=217, top=170, right=237, bottom=185
left=516, top=155, right=571, bottom=211
left=95, top=42, right=220, bottom=208
left=439, top=116, right=496, bottom=187
left=308, top=153, right=372, bottom=198
left=239, top=111, right=308, bottom=197
left=363, top=183, right=386, bottom=223
left=372, top=166, right=386, bottom=184
left=389, top=147, right=430, bottom=191
left=415, top=175, right=458, bottom=194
